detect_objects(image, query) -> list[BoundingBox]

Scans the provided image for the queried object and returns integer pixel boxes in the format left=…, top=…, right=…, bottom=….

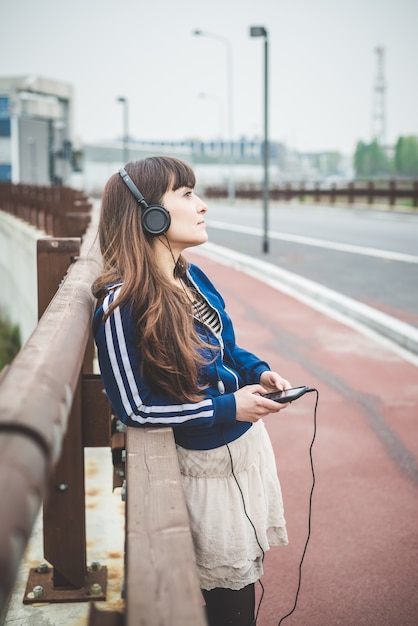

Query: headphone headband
left=119, top=167, right=148, bottom=209
left=118, top=166, right=171, bottom=237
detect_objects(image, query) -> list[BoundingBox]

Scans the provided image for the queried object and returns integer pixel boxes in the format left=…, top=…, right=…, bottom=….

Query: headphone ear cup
left=141, top=205, right=171, bottom=236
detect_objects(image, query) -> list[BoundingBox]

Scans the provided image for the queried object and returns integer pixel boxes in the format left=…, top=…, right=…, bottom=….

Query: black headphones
left=119, top=167, right=171, bottom=236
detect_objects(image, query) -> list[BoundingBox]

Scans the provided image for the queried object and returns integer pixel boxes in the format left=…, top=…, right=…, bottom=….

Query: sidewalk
left=189, top=248, right=418, bottom=626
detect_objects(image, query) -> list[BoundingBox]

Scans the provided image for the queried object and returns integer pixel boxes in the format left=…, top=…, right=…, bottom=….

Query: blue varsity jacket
left=93, top=262, right=271, bottom=450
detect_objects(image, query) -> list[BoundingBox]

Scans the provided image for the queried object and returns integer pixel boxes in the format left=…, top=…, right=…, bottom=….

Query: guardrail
left=204, top=179, right=418, bottom=207
left=0, top=193, right=206, bottom=625
left=0, top=206, right=108, bottom=610
left=0, top=182, right=92, bottom=237
left=124, top=427, right=206, bottom=625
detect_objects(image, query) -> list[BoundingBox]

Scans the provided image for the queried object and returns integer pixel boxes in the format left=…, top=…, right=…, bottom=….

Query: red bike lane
left=189, top=249, right=418, bottom=626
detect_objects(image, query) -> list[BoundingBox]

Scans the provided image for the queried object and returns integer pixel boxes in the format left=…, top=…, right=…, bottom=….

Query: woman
left=93, top=156, right=290, bottom=626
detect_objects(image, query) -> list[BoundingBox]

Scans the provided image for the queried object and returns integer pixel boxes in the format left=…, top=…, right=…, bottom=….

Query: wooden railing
left=124, top=427, right=206, bottom=625
left=204, top=179, right=418, bottom=207
left=0, top=182, right=92, bottom=237
left=0, top=190, right=206, bottom=625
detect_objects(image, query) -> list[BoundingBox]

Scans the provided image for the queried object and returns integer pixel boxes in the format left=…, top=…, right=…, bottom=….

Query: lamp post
left=117, top=96, right=129, bottom=164
left=250, top=26, right=269, bottom=253
left=193, top=29, right=235, bottom=203
left=198, top=93, right=225, bottom=183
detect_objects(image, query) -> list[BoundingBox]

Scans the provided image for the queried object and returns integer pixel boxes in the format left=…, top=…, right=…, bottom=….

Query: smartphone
left=261, top=386, right=310, bottom=403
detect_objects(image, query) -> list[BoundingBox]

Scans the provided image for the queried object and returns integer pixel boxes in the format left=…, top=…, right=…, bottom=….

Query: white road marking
left=206, top=220, right=418, bottom=263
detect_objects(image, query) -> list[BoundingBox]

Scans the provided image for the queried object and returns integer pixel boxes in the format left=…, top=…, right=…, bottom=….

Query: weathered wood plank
left=125, top=427, right=207, bottom=626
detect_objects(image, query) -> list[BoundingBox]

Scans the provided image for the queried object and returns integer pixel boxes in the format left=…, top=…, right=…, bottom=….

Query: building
left=0, top=76, right=73, bottom=185
left=71, top=137, right=291, bottom=195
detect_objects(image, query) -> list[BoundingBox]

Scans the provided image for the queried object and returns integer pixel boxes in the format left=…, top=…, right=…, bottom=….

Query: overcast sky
left=1, top=0, right=417, bottom=155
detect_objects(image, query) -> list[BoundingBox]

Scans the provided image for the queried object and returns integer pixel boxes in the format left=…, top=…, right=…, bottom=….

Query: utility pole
left=250, top=26, right=269, bottom=253
left=372, top=46, right=386, bottom=147
left=117, top=97, right=129, bottom=164
left=193, top=30, right=235, bottom=204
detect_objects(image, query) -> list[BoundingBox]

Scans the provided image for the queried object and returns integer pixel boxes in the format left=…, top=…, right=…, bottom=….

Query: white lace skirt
left=176, top=420, right=288, bottom=591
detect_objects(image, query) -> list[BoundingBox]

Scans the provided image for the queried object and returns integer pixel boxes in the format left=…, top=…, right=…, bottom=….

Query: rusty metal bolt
left=33, top=585, right=44, bottom=598
left=90, top=561, right=101, bottom=571
left=90, top=583, right=102, bottom=596
left=36, top=561, right=49, bottom=574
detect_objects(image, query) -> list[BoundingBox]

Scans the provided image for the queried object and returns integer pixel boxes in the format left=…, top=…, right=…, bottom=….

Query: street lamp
left=198, top=93, right=225, bottom=183
left=193, top=29, right=235, bottom=203
left=250, top=26, right=269, bottom=253
left=117, top=96, right=129, bottom=164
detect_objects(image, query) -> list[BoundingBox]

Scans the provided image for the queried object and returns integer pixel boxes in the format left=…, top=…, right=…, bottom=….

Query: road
left=203, top=202, right=418, bottom=328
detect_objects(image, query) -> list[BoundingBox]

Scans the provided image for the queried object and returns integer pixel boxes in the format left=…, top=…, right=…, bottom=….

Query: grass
left=0, top=312, right=21, bottom=371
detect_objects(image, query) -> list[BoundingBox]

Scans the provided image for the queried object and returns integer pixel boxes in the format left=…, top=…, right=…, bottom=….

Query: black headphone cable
left=277, top=387, right=318, bottom=625
left=222, top=427, right=266, bottom=624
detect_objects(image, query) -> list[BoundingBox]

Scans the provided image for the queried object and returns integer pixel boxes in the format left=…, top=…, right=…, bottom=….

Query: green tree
left=394, top=136, right=404, bottom=173
left=370, top=139, right=390, bottom=174
left=354, top=140, right=370, bottom=177
left=354, top=139, right=390, bottom=177
left=394, top=135, right=418, bottom=175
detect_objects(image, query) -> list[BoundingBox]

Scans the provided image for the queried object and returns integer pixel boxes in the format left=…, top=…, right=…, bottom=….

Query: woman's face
left=160, top=185, right=208, bottom=252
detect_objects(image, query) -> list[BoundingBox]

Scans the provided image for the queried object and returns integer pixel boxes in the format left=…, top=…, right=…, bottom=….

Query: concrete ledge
left=0, top=211, right=47, bottom=344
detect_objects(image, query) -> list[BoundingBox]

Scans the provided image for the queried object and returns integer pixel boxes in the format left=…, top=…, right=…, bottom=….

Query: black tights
left=202, top=583, right=256, bottom=626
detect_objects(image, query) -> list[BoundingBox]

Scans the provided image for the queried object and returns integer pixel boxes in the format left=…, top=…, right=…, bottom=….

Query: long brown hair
left=92, top=156, right=209, bottom=402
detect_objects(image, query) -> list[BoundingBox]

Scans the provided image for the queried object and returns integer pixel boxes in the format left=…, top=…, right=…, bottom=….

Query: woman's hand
left=259, top=370, right=291, bottom=394
left=234, top=372, right=292, bottom=423
left=234, top=383, right=290, bottom=423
